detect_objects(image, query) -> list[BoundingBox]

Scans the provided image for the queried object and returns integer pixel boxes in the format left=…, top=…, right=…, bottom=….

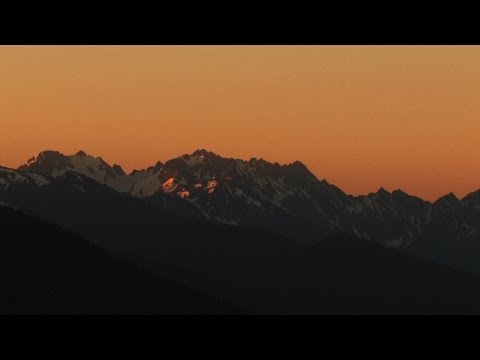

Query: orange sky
left=1, top=45, right=480, bottom=201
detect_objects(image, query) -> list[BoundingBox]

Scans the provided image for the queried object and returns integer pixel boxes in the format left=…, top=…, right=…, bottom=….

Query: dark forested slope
left=0, top=206, right=241, bottom=314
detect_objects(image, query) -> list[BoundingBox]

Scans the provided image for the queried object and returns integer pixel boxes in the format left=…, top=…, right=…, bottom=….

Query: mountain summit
left=18, top=150, right=135, bottom=192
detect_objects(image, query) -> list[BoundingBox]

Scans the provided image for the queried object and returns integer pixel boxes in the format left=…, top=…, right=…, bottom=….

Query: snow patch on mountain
left=0, top=167, right=50, bottom=188
left=162, top=178, right=178, bottom=193
left=177, top=190, right=190, bottom=198
left=206, top=180, right=218, bottom=191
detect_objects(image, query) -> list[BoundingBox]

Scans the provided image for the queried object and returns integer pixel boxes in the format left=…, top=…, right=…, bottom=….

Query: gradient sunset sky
left=1, top=46, right=480, bottom=201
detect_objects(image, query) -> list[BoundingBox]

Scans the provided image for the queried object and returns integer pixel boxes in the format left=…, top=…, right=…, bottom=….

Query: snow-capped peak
left=18, top=150, right=135, bottom=192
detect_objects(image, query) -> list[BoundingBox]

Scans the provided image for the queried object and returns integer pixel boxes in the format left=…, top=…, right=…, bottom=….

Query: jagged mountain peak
left=21, top=149, right=111, bottom=167
left=390, top=189, right=428, bottom=204
left=153, top=161, right=164, bottom=172
left=375, top=187, right=391, bottom=198
left=26, top=150, right=64, bottom=163
left=191, top=149, right=218, bottom=158
left=463, top=189, right=480, bottom=204
left=364, top=187, right=390, bottom=198
left=129, top=151, right=324, bottom=205
left=173, top=150, right=316, bottom=179
left=280, top=161, right=317, bottom=187
left=434, top=192, right=462, bottom=208
left=22, top=149, right=97, bottom=168
left=129, top=161, right=164, bottom=176
left=168, top=149, right=224, bottom=168
left=17, top=149, right=134, bottom=193
left=38, top=150, right=63, bottom=157
left=289, top=160, right=308, bottom=169
left=20, top=150, right=70, bottom=173
left=286, top=160, right=314, bottom=174
left=438, top=192, right=459, bottom=201
left=112, top=164, right=126, bottom=176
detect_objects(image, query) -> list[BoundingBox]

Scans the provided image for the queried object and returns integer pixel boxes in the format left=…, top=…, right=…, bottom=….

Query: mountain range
left=5, top=150, right=480, bottom=247
left=4, top=149, right=480, bottom=313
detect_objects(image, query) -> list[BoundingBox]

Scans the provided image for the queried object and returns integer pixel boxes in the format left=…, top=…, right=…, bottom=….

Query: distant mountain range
left=3, top=149, right=480, bottom=276
left=4, top=149, right=480, bottom=313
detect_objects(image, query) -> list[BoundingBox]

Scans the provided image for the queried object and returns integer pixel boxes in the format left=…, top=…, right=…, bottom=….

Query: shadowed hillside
left=0, top=206, right=242, bottom=315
